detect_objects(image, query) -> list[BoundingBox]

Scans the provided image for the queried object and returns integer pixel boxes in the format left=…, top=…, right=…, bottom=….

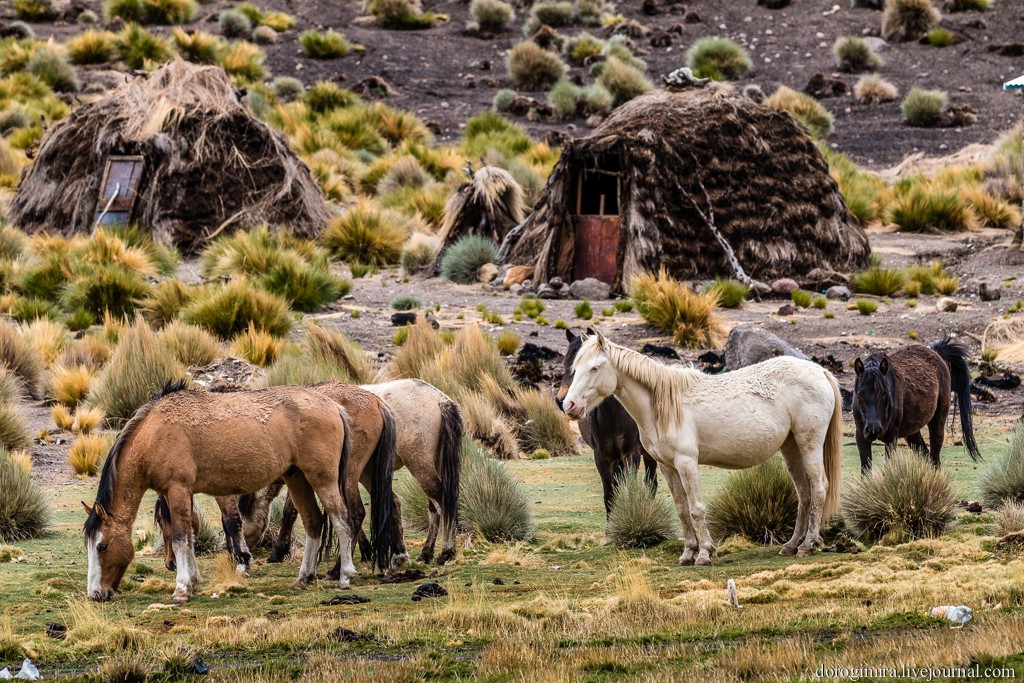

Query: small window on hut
left=574, top=155, right=620, bottom=216
left=94, top=156, right=145, bottom=227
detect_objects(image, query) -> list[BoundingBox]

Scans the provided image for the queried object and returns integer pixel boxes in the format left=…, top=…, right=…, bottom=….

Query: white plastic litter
left=14, top=659, right=39, bottom=681
left=727, top=579, right=743, bottom=609
left=929, top=605, right=972, bottom=628
left=0, top=667, right=11, bottom=679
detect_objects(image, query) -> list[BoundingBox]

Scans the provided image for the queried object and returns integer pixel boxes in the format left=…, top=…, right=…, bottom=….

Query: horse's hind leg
left=926, top=406, right=948, bottom=468
left=165, top=487, right=197, bottom=604
left=659, top=463, right=699, bottom=566
left=793, top=435, right=829, bottom=558
left=388, top=493, right=409, bottom=571
left=268, top=494, right=299, bottom=564
left=420, top=500, right=440, bottom=564
left=780, top=441, right=811, bottom=556
left=215, top=496, right=251, bottom=574
left=906, top=433, right=930, bottom=461
left=282, top=474, right=325, bottom=589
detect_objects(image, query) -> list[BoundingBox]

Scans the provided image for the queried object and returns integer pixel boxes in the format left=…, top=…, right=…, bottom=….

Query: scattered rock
left=382, top=568, right=426, bottom=584
left=777, top=303, right=797, bottom=316
left=568, top=278, right=611, bottom=301
left=492, top=577, right=505, bottom=585
left=411, top=582, right=448, bottom=601
left=936, top=297, right=958, bottom=312
left=351, top=75, right=395, bottom=99
left=189, top=357, right=263, bottom=391
left=611, top=19, right=652, bottom=39
left=45, top=623, right=67, bottom=640
left=320, top=594, right=371, bottom=606
left=770, top=278, right=800, bottom=295
left=979, top=282, right=1001, bottom=302
left=725, top=324, right=809, bottom=370
left=961, top=500, right=983, bottom=514
left=549, top=277, right=565, bottom=289
left=697, top=350, right=725, bottom=373
left=478, top=262, right=499, bottom=283
left=985, top=43, right=1024, bottom=57
left=823, top=533, right=861, bottom=554
left=826, top=285, right=852, bottom=300
left=536, top=283, right=563, bottom=300
left=641, top=343, right=679, bottom=359
left=757, top=0, right=791, bottom=7
left=974, top=372, right=1021, bottom=391
left=803, top=73, right=848, bottom=99
left=684, top=10, right=702, bottom=23
left=650, top=31, right=673, bottom=47
left=391, top=311, right=417, bottom=326
left=862, top=36, right=888, bottom=52
left=504, top=265, right=534, bottom=289
left=331, top=627, right=376, bottom=642
left=642, top=0, right=659, bottom=15
left=506, top=95, right=554, bottom=118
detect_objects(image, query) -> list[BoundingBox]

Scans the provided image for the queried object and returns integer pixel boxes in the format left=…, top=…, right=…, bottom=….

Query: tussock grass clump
left=514, top=387, right=578, bottom=457
left=925, top=27, right=957, bottom=47
left=67, top=30, right=116, bottom=65
left=219, top=9, right=252, bottom=38
left=68, top=434, right=111, bottom=477
left=262, top=12, right=296, bottom=32
left=833, top=36, right=882, bottom=72
left=440, top=235, right=498, bottom=284
left=996, top=500, right=1024, bottom=536
left=496, top=330, right=520, bottom=356
left=52, top=403, right=75, bottom=430
left=852, top=267, right=907, bottom=296
left=10, top=298, right=60, bottom=324
left=685, top=37, right=752, bottom=81
left=964, top=187, right=1021, bottom=230
left=27, top=44, right=80, bottom=93
left=629, top=268, right=725, bottom=349
left=139, top=278, right=191, bottom=328
left=366, top=0, right=438, bottom=29
left=230, top=323, right=282, bottom=367
left=855, top=299, right=879, bottom=315
left=159, top=320, right=221, bottom=367
left=844, top=450, right=955, bottom=541
left=397, top=474, right=430, bottom=531
left=89, top=317, right=186, bottom=421
left=172, top=28, right=223, bottom=64
left=706, top=458, right=798, bottom=544
left=182, top=280, right=293, bottom=340
left=790, top=289, right=813, bottom=308
left=949, top=0, right=990, bottom=9
left=400, top=232, right=441, bottom=275
left=885, top=185, right=977, bottom=232
left=471, top=0, right=515, bottom=32
left=507, top=40, right=566, bottom=91
left=14, top=0, right=58, bottom=20
left=979, top=426, right=1024, bottom=508
left=574, top=300, right=593, bottom=320
left=704, top=278, right=748, bottom=308
left=48, top=364, right=94, bottom=409
left=0, top=322, right=43, bottom=398
left=21, top=317, right=71, bottom=366
left=597, top=56, right=652, bottom=107
left=143, top=0, right=198, bottom=24
left=390, top=294, right=422, bottom=311
left=104, top=0, right=144, bottom=22
left=606, top=467, right=677, bottom=548
left=60, top=264, right=153, bottom=318
left=0, top=368, right=21, bottom=405
left=258, top=257, right=348, bottom=312
left=882, top=0, right=940, bottom=41
left=525, top=1, right=573, bottom=31
left=219, top=41, right=266, bottom=83
left=854, top=75, right=899, bottom=104
left=0, top=451, right=50, bottom=542
left=305, top=322, right=373, bottom=383
left=72, top=407, right=104, bottom=434
left=115, top=23, right=174, bottom=71
left=322, top=200, right=410, bottom=267
left=0, top=406, right=29, bottom=453
left=300, top=29, right=350, bottom=59
left=766, top=85, right=834, bottom=139
left=901, top=86, right=947, bottom=127
left=460, top=440, right=534, bottom=542
left=271, top=76, right=304, bottom=101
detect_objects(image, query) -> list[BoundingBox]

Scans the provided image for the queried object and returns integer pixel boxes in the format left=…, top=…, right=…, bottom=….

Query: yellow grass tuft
left=68, top=434, right=112, bottom=477
left=48, top=364, right=94, bottom=408
left=4, top=449, right=31, bottom=475
left=19, top=317, right=70, bottom=367
left=629, top=268, right=726, bottom=349
left=72, top=406, right=105, bottom=434
left=51, top=403, right=75, bottom=431
left=229, top=322, right=283, bottom=367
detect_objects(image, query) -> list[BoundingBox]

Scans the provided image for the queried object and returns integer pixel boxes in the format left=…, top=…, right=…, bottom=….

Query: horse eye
left=98, top=543, right=108, bottom=553
left=589, top=366, right=598, bottom=373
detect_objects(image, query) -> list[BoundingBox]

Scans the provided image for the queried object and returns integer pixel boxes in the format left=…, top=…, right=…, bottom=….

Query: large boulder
left=724, top=324, right=809, bottom=370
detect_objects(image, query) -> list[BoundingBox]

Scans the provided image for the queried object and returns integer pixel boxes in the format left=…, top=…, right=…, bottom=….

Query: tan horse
left=244, top=379, right=464, bottom=566
left=84, top=382, right=355, bottom=604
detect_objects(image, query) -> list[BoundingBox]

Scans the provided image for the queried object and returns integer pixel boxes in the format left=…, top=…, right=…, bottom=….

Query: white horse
left=562, top=330, right=842, bottom=565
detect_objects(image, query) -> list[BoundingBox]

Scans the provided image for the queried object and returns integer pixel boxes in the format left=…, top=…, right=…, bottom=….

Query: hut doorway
left=573, top=155, right=621, bottom=284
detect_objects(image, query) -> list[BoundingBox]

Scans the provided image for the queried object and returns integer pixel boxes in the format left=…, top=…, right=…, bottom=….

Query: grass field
left=1, top=423, right=1023, bottom=681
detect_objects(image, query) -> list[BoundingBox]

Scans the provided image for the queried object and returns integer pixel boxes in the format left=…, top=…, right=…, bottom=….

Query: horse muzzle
left=563, top=399, right=586, bottom=420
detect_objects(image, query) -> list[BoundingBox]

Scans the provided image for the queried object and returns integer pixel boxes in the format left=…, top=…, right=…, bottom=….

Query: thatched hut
left=497, top=87, right=871, bottom=289
left=10, top=60, right=331, bottom=254
left=437, top=165, right=525, bottom=245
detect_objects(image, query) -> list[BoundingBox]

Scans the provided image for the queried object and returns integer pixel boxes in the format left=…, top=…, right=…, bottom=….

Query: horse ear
left=594, top=328, right=608, bottom=349
left=853, top=358, right=864, bottom=375
left=94, top=502, right=108, bottom=521
left=565, top=328, right=576, bottom=343
left=879, top=357, right=889, bottom=374
left=586, top=327, right=597, bottom=337
left=81, top=501, right=93, bottom=516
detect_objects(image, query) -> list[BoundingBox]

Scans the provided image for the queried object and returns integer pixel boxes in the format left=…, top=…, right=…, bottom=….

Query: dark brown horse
left=853, top=336, right=981, bottom=470
left=556, top=329, right=657, bottom=514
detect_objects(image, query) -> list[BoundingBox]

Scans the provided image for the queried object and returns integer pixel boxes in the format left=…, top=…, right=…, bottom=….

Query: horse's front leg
left=216, top=496, right=251, bottom=574
left=672, top=455, right=716, bottom=566
left=855, top=429, right=873, bottom=472
left=659, top=463, right=698, bottom=565
left=165, top=487, right=197, bottom=604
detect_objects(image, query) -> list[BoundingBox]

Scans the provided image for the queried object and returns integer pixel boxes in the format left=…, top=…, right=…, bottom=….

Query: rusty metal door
left=574, top=215, right=620, bottom=284
left=95, top=156, right=145, bottom=227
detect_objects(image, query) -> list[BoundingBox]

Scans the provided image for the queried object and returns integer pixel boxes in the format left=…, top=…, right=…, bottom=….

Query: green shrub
left=257, top=258, right=348, bottom=312
left=182, top=280, right=293, bottom=340
left=507, top=40, right=566, bottom=91
left=27, top=45, right=79, bottom=93
left=496, top=329, right=520, bottom=355
left=854, top=75, right=899, bottom=104
left=949, top=0, right=990, bottom=10
left=60, top=264, right=153, bottom=318
left=459, top=440, right=534, bottom=542
left=606, top=466, right=678, bottom=548
left=766, top=85, right=834, bottom=139
left=400, top=232, right=440, bottom=275
left=143, top=0, right=197, bottom=24
left=219, top=9, right=252, bottom=38
left=439, top=235, right=497, bottom=284
left=67, top=30, right=116, bottom=65
left=305, top=322, right=373, bottom=384
left=685, top=37, right=752, bottom=81
left=885, top=185, right=977, bottom=232
left=0, top=322, right=43, bottom=398
left=525, top=1, right=573, bottom=32
left=471, top=0, right=515, bottom=31
left=390, top=294, right=422, bottom=311
left=322, top=200, right=410, bottom=267
left=790, top=289, right=813, bottom=308
left=833, top=36, right=882, bottom=72
left=844, top=450, right=955, bottom=541
left=704, top=278, right=748, bottom=308
left=493, top=88, right=517, bottom=112
left=515, top=387, right=578, bottom=457
left=567, top=33, right=604, bottom=65
left=902, top=87, right=947, bottom=127
left=89, top=317, right=187, bottom=421
left=882, top=0, right=940, bottom=42
left=574, top=300, right=593, bottom=320
left=597, top=56, right=652, bottom=107
left=159, top=320, right=220, bottom=367
left=104, top=0, right=144, bottom=22
left=629, top=269, right=725, bottom=349
left=0, top=405, right=29, bottom=453
left=706, top=458, right=798, bottom=544
left=14, top=0, right=58, bottom=20
left=979, top=426, right=1024, bottom=508
left=852, top=267, right=906, bottom=296
left=229, top=323, right=282, bottom=367
left=366, top=0, right=437, bottom=29
left=925, top=27, right=957, bottom=47
left=548, top=79, right=581, bottom=118
left=300, top=29, right=350, bottom=59
left=854, top=299, right=879, bottom=315
left=115, top=23, right=174, bottom=70
left=0, top=451, right=50, bottom=542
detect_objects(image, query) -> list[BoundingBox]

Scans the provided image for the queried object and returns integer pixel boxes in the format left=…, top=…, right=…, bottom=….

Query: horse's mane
left=574, top=336, right=698, bottom=427
left=84, top=379, right=186, bottom=539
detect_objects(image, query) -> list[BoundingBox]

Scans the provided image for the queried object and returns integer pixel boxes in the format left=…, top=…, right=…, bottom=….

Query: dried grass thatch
left=437, top=165, right=525, bottom=248
left=10, top=60, right=331, bottom=254
left=498, top=87, right=870, bottom=289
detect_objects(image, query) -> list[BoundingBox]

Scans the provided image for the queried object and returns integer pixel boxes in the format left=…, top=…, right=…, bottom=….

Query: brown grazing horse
left=84, top=382, right=354, bottom=604
left=853, top=336, right=981, bottom=470
left=245, top=379, right=464, bottom=567
left=156, top=382, right=399, bottom=573
left=556, top=329, right=658, bottom=514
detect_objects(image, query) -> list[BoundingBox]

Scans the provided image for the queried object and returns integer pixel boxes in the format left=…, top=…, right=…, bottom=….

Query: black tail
left=154, top=495, right=170, bottom=529
left=368, top=403, right=397, bottom=573
left=438, top=401, right=464, bottom=538
left=932, top=336, right=982, bottom=462
left=237, top=492, right=255, bottom=518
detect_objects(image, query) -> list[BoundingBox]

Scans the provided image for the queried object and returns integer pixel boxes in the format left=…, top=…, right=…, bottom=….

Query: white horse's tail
left=823, top=371, right=843, bottom=518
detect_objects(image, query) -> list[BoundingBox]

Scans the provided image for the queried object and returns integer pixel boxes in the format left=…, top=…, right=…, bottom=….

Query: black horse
left=853, top=336, right=981, bottom=471
left=556, top=329, right=658, bottom=515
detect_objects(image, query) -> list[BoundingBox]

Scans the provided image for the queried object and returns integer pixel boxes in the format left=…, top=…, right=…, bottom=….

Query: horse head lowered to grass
left=853, top=336, right=980, bottom=471
left=561, top=329, right=842, bottom=565
left=84, top=382, right=356, bottom=604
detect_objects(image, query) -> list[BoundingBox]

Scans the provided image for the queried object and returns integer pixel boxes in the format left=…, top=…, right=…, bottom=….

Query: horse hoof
left=171, top=592, right=189, bottom=605
left=291, top=580, right=308, bottom=591
left=326, top=569, right=340, bottom=581
left=796, top=547, right=813, bottom=558
left=418, top=552, right=434, bottom=565
left=266, top=551, right=287, bottom=564
left=694, top=557, right=713, bottom=567
left=779, top=546, right=797, bottom=556
left=337, top=577, right=351, bottom=590
left=678, top=554, right=695, bottom=566
left=390, top=554, right=409, bottom=573
left=436, top=550, right=454, bottom=566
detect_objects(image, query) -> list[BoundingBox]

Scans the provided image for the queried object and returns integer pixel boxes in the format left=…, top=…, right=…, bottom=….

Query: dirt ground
left=9, top=0, right=1024, bottom=169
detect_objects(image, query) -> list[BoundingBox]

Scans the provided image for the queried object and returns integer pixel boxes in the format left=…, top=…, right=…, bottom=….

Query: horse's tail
left=931, top=336, right=981, bottom=462
left=368, top=401, right=397, bottom=573
left=438, top=399, right=464, bottom=544
left=319, top=406, right=352, bottom=566
left=823, top=371, right=843, bottom=518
